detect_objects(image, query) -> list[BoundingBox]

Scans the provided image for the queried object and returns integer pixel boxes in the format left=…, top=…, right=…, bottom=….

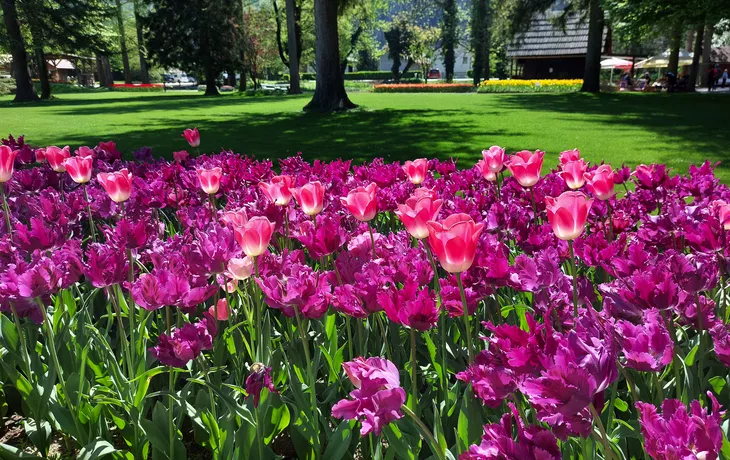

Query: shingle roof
left=507, top=13, right=607, bottom=58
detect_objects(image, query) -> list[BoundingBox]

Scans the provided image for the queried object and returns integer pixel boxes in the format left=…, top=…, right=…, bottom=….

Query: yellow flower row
left=479, top=79, right=583, bottom=87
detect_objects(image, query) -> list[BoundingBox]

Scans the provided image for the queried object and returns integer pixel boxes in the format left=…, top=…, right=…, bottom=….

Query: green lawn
left=1, top=91, right=728, bottom=180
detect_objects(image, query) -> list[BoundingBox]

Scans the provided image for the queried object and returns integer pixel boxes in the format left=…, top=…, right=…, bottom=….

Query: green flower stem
left=254, top=257, right=262, bottom=361
left=9, top=303, right=30, bottom=372
left=107, top=288, right=132, bottom=378
left=0, top=183, right=12, bottom=238
left=36, top=299, right=85, bottom=442
left=529, top=187, right=539, bottom=225
left=495, top=173, right=502, bottom=200
left=368, top=224, right=377, bottom=259
left=83, top=184, right=97, bottom=242
left=425, top=241, right=448, bottom=395
left=605, top=379, right=618, bottom=436
left=606, top=201, right=614, bottom=242
left=455, top=272, right=474, bottom=364
left=652, top=371, right=664, bottom=402
left=126, top=250, right=136, bottom=370
left=254, top=403, right=264, bottom=460
left=402, top=405, right=445, bottom=460
left=588, top=402, right=613, bottom=460
left=568, top=240, right=579, bottom=317
left=293, top=306, right=320, bottom=455
left=410, top=328, right=418, bottom=415
left=166, top=306, right=175, bottom=460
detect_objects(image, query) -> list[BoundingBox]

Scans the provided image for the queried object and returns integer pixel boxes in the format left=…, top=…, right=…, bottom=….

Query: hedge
left=283, top=71, right=421, bottom=82
left=373, top=83, right=474, bottom=93
left=0, top=79, right=16, bottom=96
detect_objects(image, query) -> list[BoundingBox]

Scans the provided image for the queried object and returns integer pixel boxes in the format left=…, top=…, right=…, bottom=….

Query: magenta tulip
left=97, top=169, right=133, bottom=203
left=426, top=213, right=484, bottom=273
left=197, top=167, right=222, bottom=195
left=183, top=128, right=200, bottom=147
left=559, top=159, right=588, bottom=190
left=482, top=145, right=506, bottom=173
left=506, top=150, right=544, bottom=188
left=63, top=156, right=93, bottom=184
left=559, top=148, right=581, bottom=164
left=45, top=146, right=70, bottom=172
left=402, top=158, right=429, bottom=184
left=341, top=182, right=378, bottom=222
left=585, top=164, right=616, bottom=201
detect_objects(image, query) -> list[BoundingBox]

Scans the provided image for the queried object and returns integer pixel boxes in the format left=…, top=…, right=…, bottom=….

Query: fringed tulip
left=544, top=191, right=593, bottom=241
left=395, top=194, right=443, bottom=239
left=97, top=169, right=133, bottom=203
left=45, top=146, right=70, bottom=172
left=332, top=357, right=406, bottom=436
left=482, top=145, right=506, bottom=173
left=292, top=181, right=325, bottom=216
left=234, top=216, right=275, bottom=257
left=63, top=156, right=93, bottom=184
left=259, top=175, right=293, bottom=205
left=507, top=150, right=544, bottom=188
left=0, top=146, right=18, bottom=183
left=182, top=127, right=200, bottom=147
left=149, top=318, right=215, bottom=368
left=585, top=165, right=616, bottom=200
left=559, top=159, right=588, bottom=189
left=173, top=150, right=189, bottom=163
left=426, top=213, right=484, bottom=273
left=341, top=182, right=378, bottom=222
left=402, top=158, right=429, bottom=184
left=197, top=167, right=222, bottom=195
left=245, top=363, right=278, bottom=408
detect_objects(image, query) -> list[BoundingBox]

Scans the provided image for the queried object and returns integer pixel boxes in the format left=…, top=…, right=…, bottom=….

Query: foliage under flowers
left=477, top=79, right=583, bottom=93
left=0, top=132, right=729, bottom=459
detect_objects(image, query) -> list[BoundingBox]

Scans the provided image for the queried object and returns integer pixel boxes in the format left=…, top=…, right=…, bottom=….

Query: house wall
left=378, top=46, right=473, bottom=78
left=516, top=57, right=586, bottom=79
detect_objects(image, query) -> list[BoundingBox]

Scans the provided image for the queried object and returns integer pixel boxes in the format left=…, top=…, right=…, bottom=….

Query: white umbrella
left=601, top=57, right=633, bottom=69
left=635, top=50, right=694, bottom=69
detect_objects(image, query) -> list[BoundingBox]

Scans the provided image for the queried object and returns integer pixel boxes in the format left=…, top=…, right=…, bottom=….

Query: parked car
left=427, top=69, right=441, bottom=79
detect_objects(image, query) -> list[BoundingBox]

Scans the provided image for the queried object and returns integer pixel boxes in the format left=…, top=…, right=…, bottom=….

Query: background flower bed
left=478, top=79, right=583, bottom=93
left=374, top=83, right=475, bottom=93
left=109, top=83, right=165, bottom=92
left=0, top=132, right=729, bottom=459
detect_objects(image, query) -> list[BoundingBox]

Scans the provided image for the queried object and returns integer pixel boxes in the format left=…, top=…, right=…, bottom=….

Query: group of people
left=707, top=65, right=729, bottom=91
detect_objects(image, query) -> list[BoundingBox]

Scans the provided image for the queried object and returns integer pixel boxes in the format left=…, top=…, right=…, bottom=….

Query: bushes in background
left=283, top=71, right=421, bottom=82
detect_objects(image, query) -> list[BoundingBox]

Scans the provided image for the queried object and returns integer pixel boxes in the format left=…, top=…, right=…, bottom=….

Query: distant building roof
left=507, top=13, right=609, bottom=58
left=48, top=59, right=75, bottom=70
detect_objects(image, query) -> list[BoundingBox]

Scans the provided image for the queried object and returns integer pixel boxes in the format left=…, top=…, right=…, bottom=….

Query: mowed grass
left=1, top=90, right=728, bottom=180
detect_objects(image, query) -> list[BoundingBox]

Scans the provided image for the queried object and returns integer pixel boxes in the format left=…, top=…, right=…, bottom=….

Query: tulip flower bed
left=1, top=131, right=730, bottom=460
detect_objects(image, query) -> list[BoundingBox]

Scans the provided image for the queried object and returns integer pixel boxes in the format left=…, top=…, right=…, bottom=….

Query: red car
left=427, top=69, right=441, bottom=79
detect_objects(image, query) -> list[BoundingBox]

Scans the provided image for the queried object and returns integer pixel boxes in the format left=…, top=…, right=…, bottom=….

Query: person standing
left=707, top=66, right=716, bottom=91
left=722, top=69, right=728, bottom=88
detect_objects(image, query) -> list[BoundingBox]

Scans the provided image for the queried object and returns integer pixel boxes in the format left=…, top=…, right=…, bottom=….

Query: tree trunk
left=285, top=0, right=301, bottom=94
left=580, top=0, right=603, bottom=92
left=1, top=0, right=38, bottom=102
left=115, top=0, right=132, bottom=84
left=667, top=23, right=682, bottom=75
left=34, top=47, right=51, bottom=99
left=471, top=0, right=490, bottom=85
left=688, top=23, right=704, bottom=91
left=303, top=0, right=355, bottom=111
left=442, top=0, right=457, bottom=82
left=227, top=69, right=236, bottom=87
left=134, top=1, right=150, bottom=83
left=273, top=0, right=290, bottom=67
left=701, top=21, right=714, bottom=86
left=205, top=61, right=219, bottom=96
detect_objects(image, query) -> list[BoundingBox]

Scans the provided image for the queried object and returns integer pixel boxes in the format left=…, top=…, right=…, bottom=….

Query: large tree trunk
left=134, top=1, right=150, bottom=83
left=667, top=23, right=682, bottom=75
left=34, top=47, right=51, bottom=99
left=205, top=61, right=219, bottom=96
left=701, top=21, right=714, bottom=86
left=688, top=23, right=704, bottom=91
left=285, top=0, right=301, bottom=94
left=227, top=69, right=236, bottom=86
left=471, top=0, right=489, bottom=85
left=580, top=0, right=603, bottom=92
left=303, top=0, right=355, bottom=111
left=1, top=0, right=38, bottom=102
left=115, top=0, right=133, bottom=84
left=442, top=0, right=457, bottom=82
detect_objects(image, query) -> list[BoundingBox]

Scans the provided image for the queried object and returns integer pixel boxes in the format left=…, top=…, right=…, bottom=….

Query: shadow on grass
left=51, top=107, right=502, bottom=165
left=496, top=92, right=730, bottom=173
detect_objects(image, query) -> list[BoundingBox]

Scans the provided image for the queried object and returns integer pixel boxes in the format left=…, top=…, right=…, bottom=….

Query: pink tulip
left=559, top=159, right=588, bottom=190
left=183, top=128, right=200, bottom=148
left=35, top=148, right=47, bottom=163
left=475, top=159, right=497, bottom=182
left=208, top=299, right=229, bottom=321
left=559, top=148, right=581, bottom=164
left=544, top=191, right=593, bottom=241
left=292, top=181, right=325, bottom=216
left=412, top=187, right=438, bottom=200
left=173, top=150, right=189, bottom=163
left=482, top=146, right=506, bottom=173
left=98, top=141, right=117, bottom=154
left=46, top=146, right=70, bottom=172
left=340, top=182, right=378, bottom=222
left=227, top=257, right=254, bottom=280
left=63, top=156, right=93, bottom=184
left=426, top=213, right=484, bottom=273
left=0, top=146, right=18, bottom=183
left=97, top=168, right=133, bottom=203
left=402, top=158, right=429, bottom=185
left=585, top=165, right=616, bottom=201
left=221, top=208, right=249, bottom=228
left=234, top=216, right=275, bottom=257
left=506, top=150, right=544, bottom=188
left=395, top=195, right=443, bottom=239
left=712, top=200, right=730, bottom=230
left=197, top=167, right=222, bottom=195
left=259, top=175, right=293, bottom=206
left=76, top=146, right=95, bottom=159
